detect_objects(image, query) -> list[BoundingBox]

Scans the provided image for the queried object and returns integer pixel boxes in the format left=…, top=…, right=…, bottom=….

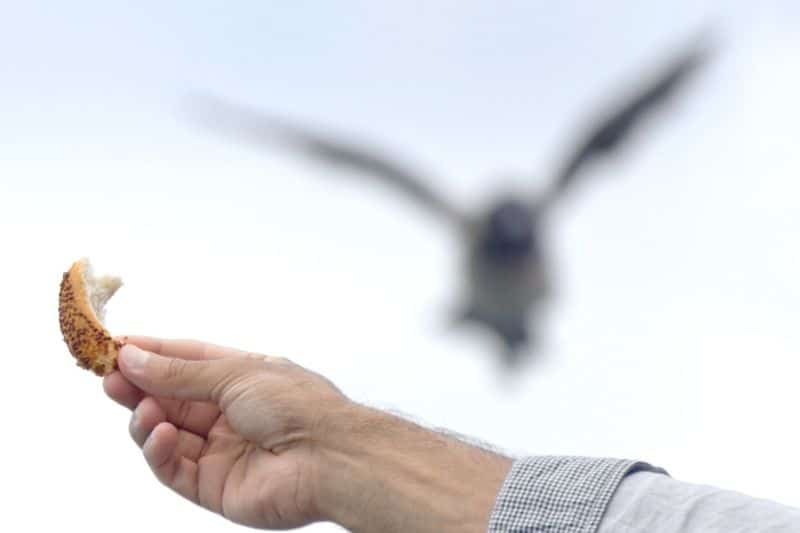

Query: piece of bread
left=59, top=258, right=123, bottom=376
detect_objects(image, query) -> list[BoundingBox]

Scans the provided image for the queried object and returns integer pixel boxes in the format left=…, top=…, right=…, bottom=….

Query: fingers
left=131, top=398, right=206, bottom=461
left=103, top=371, right=144, bottom=409
left=118, top=336, right=249, bottom=361
left=130, top=397, right=166, bottom=446
left=159, top=398, right=221, bottom=437
left=105, top=370, right=221, bottom=437
left=118, top=344, right=257, bottom=403
left=143, top=422, right=200, bottom=504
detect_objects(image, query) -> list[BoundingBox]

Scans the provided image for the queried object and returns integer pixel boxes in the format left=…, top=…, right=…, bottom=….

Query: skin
left=104, top=337, right=512, bottom=531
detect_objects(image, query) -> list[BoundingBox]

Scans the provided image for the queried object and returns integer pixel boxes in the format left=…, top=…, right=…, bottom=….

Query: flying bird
left=190, top=36, right=709, bottom=368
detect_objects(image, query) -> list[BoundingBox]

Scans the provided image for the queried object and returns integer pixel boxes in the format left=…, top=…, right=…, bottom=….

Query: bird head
left=481, top=199, right=536, bottom=260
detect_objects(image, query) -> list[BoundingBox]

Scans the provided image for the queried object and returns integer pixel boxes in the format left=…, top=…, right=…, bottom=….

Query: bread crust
left=59, top=259, right=121, bottom=376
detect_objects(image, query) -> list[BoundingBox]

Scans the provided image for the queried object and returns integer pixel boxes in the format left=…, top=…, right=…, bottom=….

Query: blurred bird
left=190, top=36, right=709, bottom=368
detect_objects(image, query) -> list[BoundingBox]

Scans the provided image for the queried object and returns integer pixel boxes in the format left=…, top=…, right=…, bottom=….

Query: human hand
left=103, top=337, right=348, bottom=530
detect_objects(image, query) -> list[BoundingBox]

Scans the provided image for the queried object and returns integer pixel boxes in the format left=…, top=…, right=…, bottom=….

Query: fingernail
left=120, top=344, right=149, bottom=373
left=129, top=410, right=143, bottom=446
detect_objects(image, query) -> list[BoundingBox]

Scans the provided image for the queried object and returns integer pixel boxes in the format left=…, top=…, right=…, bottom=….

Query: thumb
left=118, top=344, right=251, bottom=403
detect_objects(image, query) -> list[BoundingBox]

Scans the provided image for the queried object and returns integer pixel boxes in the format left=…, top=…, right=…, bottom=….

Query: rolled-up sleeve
left=598, top=470, right=800, bottom=532
left=488, top=456, right=664, bottom=532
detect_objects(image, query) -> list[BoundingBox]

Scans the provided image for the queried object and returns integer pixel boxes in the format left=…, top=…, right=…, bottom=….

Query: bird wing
left=541, top=34, right=710, bottom=207
left=189, top=96, right=464, bottom=226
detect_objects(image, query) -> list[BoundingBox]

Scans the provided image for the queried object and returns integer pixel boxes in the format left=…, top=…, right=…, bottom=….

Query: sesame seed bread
left=59, top=258, right=123, bottom=376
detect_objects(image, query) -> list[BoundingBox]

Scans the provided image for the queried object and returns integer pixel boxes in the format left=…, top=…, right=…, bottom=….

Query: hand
left=103, top=337, right=348, bottom=529
left=105, top=336, right=512, bottom=532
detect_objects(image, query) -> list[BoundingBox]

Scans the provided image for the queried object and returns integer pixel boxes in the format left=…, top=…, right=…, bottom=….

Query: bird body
left=459, top=199, right=548, bottom=359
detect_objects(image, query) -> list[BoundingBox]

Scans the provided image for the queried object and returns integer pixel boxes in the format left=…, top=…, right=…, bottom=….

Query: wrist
left=312, top=403, right=512, bottom=533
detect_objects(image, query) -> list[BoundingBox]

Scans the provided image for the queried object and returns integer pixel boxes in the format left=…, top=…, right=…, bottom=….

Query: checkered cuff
left=488, top=456, right=663, bottom=532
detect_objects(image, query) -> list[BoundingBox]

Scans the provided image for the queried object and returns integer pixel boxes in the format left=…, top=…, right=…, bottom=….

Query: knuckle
left=214, top=361, right=267, bottom=407
left=175, top=400, right=193, bottom=427
left=242, top=351, right=292, bottom=366
left=209, top=361, right=248, bottom=403
left=262, top=354, right=293, bottom=368
left=164, top=358, right=188, bottom=382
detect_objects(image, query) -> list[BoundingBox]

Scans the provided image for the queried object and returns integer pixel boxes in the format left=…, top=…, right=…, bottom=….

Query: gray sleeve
left=598, top=471, right=800, bottom=533
left=488, top=456, right=665, bottom=532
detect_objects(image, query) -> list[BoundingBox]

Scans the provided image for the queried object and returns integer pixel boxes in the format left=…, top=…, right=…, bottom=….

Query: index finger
left=115, top=336, right=249, bottom=361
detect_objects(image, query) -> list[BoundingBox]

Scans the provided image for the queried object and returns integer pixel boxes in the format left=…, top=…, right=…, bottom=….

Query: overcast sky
left=2, top=2, right=799, bottom=531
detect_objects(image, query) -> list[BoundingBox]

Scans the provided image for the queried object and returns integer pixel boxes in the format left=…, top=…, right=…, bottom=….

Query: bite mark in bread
left=59, top=258, right=123, bottom=376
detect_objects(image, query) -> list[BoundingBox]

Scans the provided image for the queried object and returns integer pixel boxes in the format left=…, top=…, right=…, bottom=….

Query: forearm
left=314, top=404, right=512, bottom=533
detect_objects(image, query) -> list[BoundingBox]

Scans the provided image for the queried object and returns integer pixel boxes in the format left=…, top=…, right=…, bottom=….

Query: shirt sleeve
left=488, top=456, right=665, bottom=532
left=598, top=470, right=800, bottom=533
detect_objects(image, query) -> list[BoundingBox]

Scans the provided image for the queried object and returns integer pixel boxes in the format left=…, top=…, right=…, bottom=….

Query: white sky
left=2, top=1, right=799, bottom=531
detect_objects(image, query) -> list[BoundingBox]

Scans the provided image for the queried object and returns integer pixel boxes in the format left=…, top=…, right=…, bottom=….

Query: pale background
left=2, top=1, right=799, bottom=531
